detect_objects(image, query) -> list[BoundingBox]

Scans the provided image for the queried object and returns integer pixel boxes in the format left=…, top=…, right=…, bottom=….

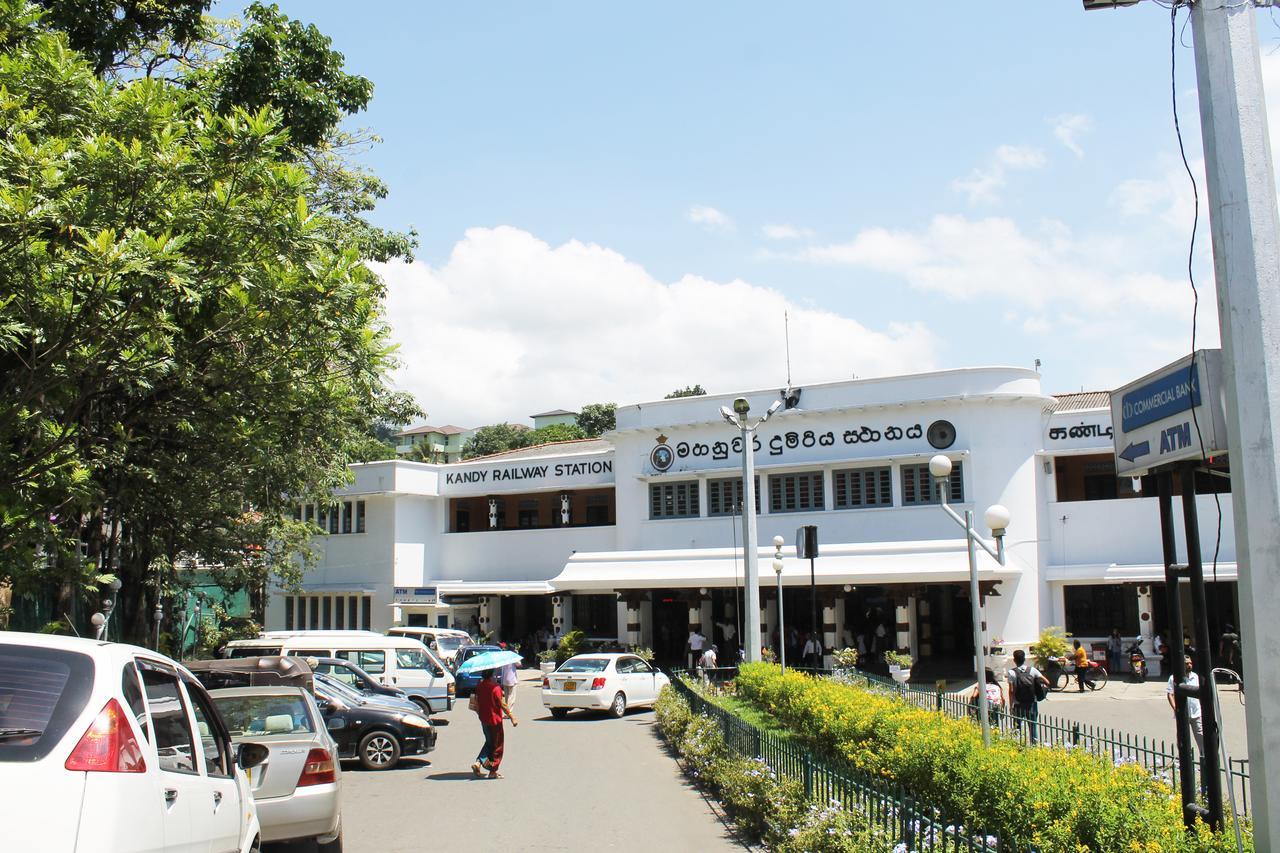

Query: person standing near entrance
left=687, top=628, right=706, bottom=673
left=1167, top=654, right=1206, bottom=783
left=1006, top=649, right=1049, bottom=745
left=498, top=660, right=519, bottom=703
left=1107, top=628, right=1124, bottom=675
left=471, top=670, right=518, bottom=779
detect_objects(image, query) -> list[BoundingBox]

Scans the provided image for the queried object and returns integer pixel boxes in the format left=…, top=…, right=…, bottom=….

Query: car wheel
left=609, top=692, right=626, bottom=718
left=550, top=707, right=569, bottom=719
left=358, top=730, right=401, bottom=771
left=408, top=696, right=432, bottom=715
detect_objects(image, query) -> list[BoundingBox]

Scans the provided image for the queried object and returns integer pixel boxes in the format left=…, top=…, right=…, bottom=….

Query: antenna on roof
left=784, top=309, right=792, bottom=388
left=1034, top=358, right=1041, bottom=372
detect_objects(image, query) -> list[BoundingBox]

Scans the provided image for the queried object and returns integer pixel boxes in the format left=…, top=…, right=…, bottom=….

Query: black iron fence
left=671, top=675, right=999, bottom=851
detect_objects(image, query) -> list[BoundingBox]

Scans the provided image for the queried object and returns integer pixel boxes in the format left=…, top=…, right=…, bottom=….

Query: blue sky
left=246, top=1, right=1280, bottom=425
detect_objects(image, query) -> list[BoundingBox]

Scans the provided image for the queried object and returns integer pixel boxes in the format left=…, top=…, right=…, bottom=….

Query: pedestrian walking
left=498, top=660, right=519, bottom=703
left=1218, top=623, right=1241, bottom=679
left=470, top=670, right=518, bottom=779
left=1006, top=649, right=1050, bottom=745
left=1107, top=628, right=1124, bottom=675
left=1071, top=639, right=1089, bottom=692
left=1167, top=654, right=1206, bottom=788
left=687, top=628, right=706, bottom=672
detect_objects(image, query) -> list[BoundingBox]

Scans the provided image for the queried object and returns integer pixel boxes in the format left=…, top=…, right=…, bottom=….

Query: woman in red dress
left=471, top=669, right=518, bottom=778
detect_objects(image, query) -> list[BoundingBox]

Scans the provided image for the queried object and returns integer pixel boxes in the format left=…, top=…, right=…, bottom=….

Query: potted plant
left=537, top=649, right=557, bottom=674
left=885, top=650, right=913, bottom=683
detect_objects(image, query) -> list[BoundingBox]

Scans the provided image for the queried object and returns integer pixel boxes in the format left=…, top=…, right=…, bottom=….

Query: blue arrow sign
left=1118, top=441, right=1150, bottom=463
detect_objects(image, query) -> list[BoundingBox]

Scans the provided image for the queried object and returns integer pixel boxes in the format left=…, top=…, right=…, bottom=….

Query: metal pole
left=809, top=555, right=818, bottom=669
left=967, top=509, right=990, bottom=748
left=1190, top=2, right=1280, bottom=840
left=777, top=569, right=786, bottom=674
left=741, top=424, right=762, bottom=663
left=1160, top=471, right=1198, bottom=827
left=1181, top=464, right=1224, bottom=829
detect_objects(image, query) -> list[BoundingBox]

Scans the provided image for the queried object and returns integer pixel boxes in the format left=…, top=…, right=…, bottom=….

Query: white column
left=895, top=602, right=911, bottom=655
left=552, top=595, right=572, bottom=635
left=821, top=601, right=837, bottom=669
left=1192, top=2, right=1280, bottom=837
left=625, top=601, right=641, bottom=647
left=764, top=597, right=778, bottom=652
left=1137, top=584, right=1159, bottom=677
left=834, top=593, right=848, bottom=651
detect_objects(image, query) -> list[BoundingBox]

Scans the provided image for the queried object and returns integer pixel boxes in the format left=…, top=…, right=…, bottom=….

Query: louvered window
left=768, top=472, right=824, bottom=513
left=707, top=477, right=760, bottom=516
left=901, top=461, right=963, bottom=505
left=833, top=467, right=893, bottom=508
left=650, top=481, right=699, bottom=519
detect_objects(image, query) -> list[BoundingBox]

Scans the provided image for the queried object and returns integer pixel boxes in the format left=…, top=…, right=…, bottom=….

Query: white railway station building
left=267, top=366, right=1237, bottom=675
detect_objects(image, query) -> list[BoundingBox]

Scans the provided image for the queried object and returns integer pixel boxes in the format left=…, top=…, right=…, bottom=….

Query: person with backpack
left=1005, top=649, right=1050, bottom=745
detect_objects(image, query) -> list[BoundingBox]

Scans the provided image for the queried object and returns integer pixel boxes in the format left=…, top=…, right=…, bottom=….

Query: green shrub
left=554, top=629, right=585, bottom=663
left=1030, top=625, right=1072, bottom=670
left=774, top=802, right=897, bottom=853
left=831, top=647, right=859, bottom=670
left=735, top=663, right=1246, bottom=853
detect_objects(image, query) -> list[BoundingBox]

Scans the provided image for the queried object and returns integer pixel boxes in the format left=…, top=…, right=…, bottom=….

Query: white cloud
left=762, top=223, right=814, bottom=240
left=378, top=227, right=939, bottom=425
left=951, top=144, right=1047, bottom=204
left=1051, top=114, right=1093, bottom=158
left=687, top=205, right=733, bottom=231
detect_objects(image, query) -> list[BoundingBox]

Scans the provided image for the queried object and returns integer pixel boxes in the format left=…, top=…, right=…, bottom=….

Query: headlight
left=398, top=714, right=431, bottom=728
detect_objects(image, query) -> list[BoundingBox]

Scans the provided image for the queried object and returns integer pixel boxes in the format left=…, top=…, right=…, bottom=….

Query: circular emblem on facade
left=650, top=442, right=674, bottom=472
left=926, top=419, right=956, bottom=450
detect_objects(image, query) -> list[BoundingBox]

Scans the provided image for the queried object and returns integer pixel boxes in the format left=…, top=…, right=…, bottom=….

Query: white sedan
left=541, top=653, right=670, bottom=719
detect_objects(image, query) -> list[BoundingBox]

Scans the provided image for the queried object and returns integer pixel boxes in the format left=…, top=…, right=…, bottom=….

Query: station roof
left=1047, top=391, right=1110, bottom=413
left=396, top=424, right=469, bottom=437
left=462, top=438, right=610, bottom=463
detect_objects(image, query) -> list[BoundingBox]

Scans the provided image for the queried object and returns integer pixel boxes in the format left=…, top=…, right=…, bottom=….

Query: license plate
left=563, top=681, right=577, bottom=691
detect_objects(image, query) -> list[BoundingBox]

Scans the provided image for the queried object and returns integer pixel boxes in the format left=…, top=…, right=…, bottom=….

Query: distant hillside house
left=530, top=409, right=579, bottom=430
left=395, top=424, right=471, bottom=462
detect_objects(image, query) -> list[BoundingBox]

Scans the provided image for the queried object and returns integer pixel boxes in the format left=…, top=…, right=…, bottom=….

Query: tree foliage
left=665, top=384, right=706, bottom=398
left=0, top=0, right=418, bottom=639
left=32, top=0, right=209, bottom=75
left=526, top=423, right=585, bottom=445
left=576, top=402, right=616, bottom=437
left=461, top=424, right=530, bottom=460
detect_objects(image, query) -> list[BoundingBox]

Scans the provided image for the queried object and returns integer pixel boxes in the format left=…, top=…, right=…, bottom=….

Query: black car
left=312, top=671, right=437, bottom=770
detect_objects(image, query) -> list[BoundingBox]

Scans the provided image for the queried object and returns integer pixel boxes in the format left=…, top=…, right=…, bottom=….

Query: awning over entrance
left=1045, top=562, right=1239, bottom=583
left=436, top=580, right=555, bottom=596
left=550, top=539, right=1018, bottom=592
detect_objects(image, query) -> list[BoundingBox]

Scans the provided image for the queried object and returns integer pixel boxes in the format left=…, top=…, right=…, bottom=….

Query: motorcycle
left=1125, top=638, right=1147, bottom=682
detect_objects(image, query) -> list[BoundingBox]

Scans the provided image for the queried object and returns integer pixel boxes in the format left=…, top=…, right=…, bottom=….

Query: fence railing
left=671, top=675, right=999, bottom=852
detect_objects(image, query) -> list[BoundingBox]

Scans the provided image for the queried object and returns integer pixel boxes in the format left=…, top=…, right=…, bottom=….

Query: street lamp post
left=772, top=535, right=786, bottom=673
left=721, top=397, right=783, bottom=664
left=94, top=577, right=123, bottom=641
left=928, top=454, right=1010, bottom=748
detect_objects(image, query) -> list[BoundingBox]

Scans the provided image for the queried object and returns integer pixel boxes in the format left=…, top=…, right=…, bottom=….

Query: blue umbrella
left=455, top=650, right=523, bottom=674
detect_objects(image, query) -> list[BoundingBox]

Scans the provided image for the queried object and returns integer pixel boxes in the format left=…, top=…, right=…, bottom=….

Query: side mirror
left=433, top=667, right=445, bottom=678
left=237, top=741, right=269, bottom=770
left=326, top=716, right=347, bottom=732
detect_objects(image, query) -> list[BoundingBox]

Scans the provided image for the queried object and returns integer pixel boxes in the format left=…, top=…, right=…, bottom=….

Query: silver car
left=210, top=687, right=344, bottom=852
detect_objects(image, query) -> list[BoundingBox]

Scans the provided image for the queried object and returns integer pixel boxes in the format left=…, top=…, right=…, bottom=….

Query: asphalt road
left=268, top=671, right=748, bottom=853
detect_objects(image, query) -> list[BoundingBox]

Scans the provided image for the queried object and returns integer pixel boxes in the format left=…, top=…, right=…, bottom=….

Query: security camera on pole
left=721, top=396, right=783, bottom=664
left=928, top=454, right=1010, bottom=749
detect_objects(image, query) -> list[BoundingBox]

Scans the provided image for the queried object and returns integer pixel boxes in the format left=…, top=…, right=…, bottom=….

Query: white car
left=0, top=632, right=266, bottom=853
left=385, top=627, right=473, bottom=664
left=541, top=653, right=670, bottom=719
left=210, top=687, right=343, bottom=851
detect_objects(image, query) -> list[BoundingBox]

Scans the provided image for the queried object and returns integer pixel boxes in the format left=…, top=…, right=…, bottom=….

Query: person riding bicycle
left=1072, top=640, right=1089, bottom=692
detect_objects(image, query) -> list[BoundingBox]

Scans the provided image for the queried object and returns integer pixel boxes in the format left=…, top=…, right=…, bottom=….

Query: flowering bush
left=831, top=647, right=859, bottom=670
left=735, top=663, right=1250, bottom=853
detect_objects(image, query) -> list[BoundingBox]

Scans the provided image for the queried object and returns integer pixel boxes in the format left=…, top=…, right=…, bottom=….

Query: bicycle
left=1045, top=656, right=1108, bottom=691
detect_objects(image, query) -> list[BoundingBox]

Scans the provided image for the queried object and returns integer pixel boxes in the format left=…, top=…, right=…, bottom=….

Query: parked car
left=0, top=632, right=267, bottom=853
left=224, top=632, right=455, bottom=714
left=307, top=656, right=409, bottom=702
left=541, top=653, right=670, bottom=719
left=312, top=671, right=421, bottom=716
left=385, top=627, right=473, bottom=663
left=210, top=687, right=343, bottom=852
left=311, top=673, right=436, bottom=770
left=450, top=644, right=506, bottom=697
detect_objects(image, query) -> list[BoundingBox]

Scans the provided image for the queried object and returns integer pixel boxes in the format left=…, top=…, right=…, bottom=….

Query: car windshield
left=395, top=648, right=432, bottom=670
left=212, top=694, right=315, bottom=738
left=315, top=673, right=365, bottom=703
left=0, top=645, right=94, bottom=762
left=558, top=658, right=610, bottom=673
left=435, top=636, right=469, bottom=651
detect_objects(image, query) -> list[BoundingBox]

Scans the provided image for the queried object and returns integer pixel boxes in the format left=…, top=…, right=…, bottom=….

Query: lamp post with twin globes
left=928, top=454, right=1010, bottom=748
left=772, top=535, right=785, bottom=673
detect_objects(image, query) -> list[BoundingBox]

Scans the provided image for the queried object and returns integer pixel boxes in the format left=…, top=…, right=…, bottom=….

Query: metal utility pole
left=1190, top=2, right=1280, bottom=841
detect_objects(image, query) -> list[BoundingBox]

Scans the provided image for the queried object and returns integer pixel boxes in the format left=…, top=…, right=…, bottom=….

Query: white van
left=386, top=627, right=474, bottom=664
left=224, top=631, right=455, bottom=714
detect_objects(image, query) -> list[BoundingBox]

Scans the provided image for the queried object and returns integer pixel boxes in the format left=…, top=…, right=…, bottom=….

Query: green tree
left=576, top=403, right=616, bottom=437
left=32, top=0, right=209, bottom=75
left=665, top=384, right=707, bottom=398
left=0, top=0, right=418, bottom=638
left=461, top=424, right=530, bottom=459
left=526, top=423, right=586, bottom=445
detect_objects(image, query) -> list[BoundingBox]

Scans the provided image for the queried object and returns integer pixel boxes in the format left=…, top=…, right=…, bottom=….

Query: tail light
left=591, top=677, right=607, bottom=691
left=541, top=677, right=549, bottom=688
left=297, top=747, right=336, bottom=786
left=447, top=683, right=456, bottom=697
left=65, top=698, right=146, bottom=773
